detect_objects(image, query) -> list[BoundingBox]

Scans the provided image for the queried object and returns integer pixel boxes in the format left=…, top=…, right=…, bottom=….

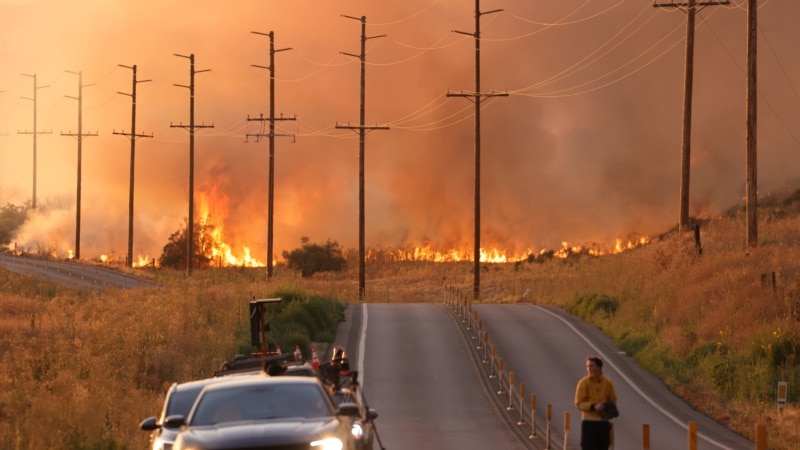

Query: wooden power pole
left=246, top=30, right=296, bottom=279
left=745, top=0, right=757, bottom=248
left=336, top=15, right=389, bottom=302
left=654, top=0, right=730, bottom=230
left=114, top=64, right=153, bottom=267
left=18, top=73, right=51, bottom=210
left=61, top=70, right=98, bottom=261
left=447, top=0, right=507, bottom=301
left=171, top=54, right=214, bottom=275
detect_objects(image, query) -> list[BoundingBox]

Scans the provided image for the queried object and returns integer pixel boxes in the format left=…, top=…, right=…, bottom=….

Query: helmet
left=331, top=347, right=347, bottom=364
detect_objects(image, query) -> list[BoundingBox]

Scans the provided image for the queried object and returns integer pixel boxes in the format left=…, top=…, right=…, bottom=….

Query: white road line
left=530, top=304, right=735, bottom=450
left=358, top=303, right=368, bottom=389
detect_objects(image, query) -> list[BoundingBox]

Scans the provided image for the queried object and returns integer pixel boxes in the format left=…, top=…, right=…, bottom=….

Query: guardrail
left=443, top=284, right=770, bottom=450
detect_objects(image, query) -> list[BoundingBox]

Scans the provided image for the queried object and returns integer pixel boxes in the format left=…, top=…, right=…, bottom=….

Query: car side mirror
left=163, top=414, right=187, bottom=428
left=336, top=403, right=360, bottom=417
left=139, top=416, right=159, bottom=431
left=366, top=408, right=378, bottom=421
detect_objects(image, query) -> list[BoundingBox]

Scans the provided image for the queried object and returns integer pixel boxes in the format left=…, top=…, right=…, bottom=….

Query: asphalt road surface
left=334, top=303, right=529, bottom=450
left=0, top=253, right=160, bottom=290
left=333, top=303, right=755, bottom=450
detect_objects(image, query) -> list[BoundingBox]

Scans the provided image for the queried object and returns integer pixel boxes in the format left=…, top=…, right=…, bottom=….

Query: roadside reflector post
left=777, top=381, right=788, bottom=415
left=564, top=411, right=570, bottom=449
left=642, top=423, right=650, bottom=450
left=475, top=319, right=482, bottom=346
left=529, top=394, right=537, bottom=438
left=481, top=331, right=489, bottom=362
left=517, top=383, right=526, bottom=424
left=497, top=358, right=505, bottom=393
left=755, top=422, right=767, bottom=450
left=488, top=344, right=497, bottom=377
left=546, top=403, right=552, bottom=449
left=688, top=421, right=697, bottom=450
left=507, top=371, right=516, bottom=410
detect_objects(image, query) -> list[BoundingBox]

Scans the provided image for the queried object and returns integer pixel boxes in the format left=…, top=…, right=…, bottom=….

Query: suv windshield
left=191, top=383, right=334, bottom=426
left=165, top=385, right=205, bottom=418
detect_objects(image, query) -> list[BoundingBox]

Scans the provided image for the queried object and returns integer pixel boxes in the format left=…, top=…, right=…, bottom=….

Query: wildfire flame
left=369, top=234, right=650, bottom=264
left=195, top=186, right=265, bottom=268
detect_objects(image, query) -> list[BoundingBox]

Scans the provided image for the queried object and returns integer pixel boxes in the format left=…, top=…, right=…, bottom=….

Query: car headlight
left=310, top=437, right=344, bottom=450
left=351, top=423, right=365, bottom=440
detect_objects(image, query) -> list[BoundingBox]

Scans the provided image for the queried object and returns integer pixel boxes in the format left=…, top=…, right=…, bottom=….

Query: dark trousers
left=581, top=420, right=611, bottom=450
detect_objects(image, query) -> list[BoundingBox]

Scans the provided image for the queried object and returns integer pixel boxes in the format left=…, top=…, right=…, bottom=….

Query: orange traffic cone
left=294, top=345, right=302, bottom=361
left=311, top=346, right=320, bottom=370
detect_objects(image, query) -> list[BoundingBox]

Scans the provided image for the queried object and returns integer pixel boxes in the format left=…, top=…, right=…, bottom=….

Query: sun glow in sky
left=1, top=0, right=799, bottom=262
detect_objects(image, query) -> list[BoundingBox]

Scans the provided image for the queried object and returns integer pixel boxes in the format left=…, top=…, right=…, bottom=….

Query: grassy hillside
left=0, top=193, right=799, bottom=448
left=304, top=197, right=800, bottom=448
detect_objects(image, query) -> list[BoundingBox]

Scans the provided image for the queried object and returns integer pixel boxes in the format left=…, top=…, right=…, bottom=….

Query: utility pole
left=654, top=0, right=730, bottom=231
left=0, top=91, right=6, bottom=136
left=336, top=15, right=389, bottom=302
left=114, top=64, right=153, bottom=268
left=246, top=30, right=296, bottom=279
left=18, top=73, right=51, bottom=210
left=447, top=0, right=507, bottom=301
left=745, top=0, right=757, bottom=248
left=171, top=53, right=214, bottom=275
left=60, top=70, right=98, bottom=261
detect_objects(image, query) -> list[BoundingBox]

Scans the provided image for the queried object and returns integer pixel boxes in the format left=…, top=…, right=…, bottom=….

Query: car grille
left=224, top=446, right=311, bottom=450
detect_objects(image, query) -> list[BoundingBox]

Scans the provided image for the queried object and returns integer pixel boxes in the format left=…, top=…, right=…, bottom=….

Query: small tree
left=158, top=220, right=216, bottom=269
left=282, top=237, right=347, bottom=277
left=0, top=202, right=30, bottom=246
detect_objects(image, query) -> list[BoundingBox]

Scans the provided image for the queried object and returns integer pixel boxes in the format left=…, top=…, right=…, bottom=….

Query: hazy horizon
left=1, top=0, right=798, bottom=263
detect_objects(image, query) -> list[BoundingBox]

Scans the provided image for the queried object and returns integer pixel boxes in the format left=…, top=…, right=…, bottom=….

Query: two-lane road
left=335, top=303, right=529, bottom=449
left=0, top=253, right=160, bottom=290
left=474, top=304, right=753, bottom=450
left=334, top=303, right=753, bottom=450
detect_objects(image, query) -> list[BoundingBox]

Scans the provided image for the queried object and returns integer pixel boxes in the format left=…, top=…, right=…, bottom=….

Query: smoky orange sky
left=1, top=0, right=799, bottom=263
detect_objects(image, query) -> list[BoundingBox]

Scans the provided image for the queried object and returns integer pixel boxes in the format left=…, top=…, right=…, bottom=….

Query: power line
left=60, top=70, right=99, bottom=261
left=336, top=14, right=390, bottom=302
left=114, top=64, right=154, bottom=268
left=246, top=30, right=296, bottom=279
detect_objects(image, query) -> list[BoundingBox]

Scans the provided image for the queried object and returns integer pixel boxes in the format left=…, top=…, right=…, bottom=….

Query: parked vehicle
left=167, top=373, right=365, bottom=450
left=140, top=377, right=242, bottom=450
left=331, top=386, right=379, bottom=450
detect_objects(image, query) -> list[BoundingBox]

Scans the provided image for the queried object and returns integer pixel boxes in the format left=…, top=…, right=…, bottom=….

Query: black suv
left=167, top=373, right=364, bottom=450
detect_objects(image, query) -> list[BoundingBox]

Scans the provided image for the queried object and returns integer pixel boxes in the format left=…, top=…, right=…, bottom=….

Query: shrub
left=282, top=237, right=347, bottom=277
left=566, top=293, right=619, bottom=319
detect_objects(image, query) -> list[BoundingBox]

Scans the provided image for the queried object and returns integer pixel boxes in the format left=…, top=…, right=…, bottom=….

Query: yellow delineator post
left=529, top=393, right=537, bottom=438
left=489, top=344, right=497, bottom=378
left=688, top=421, right=697, bottom=450
left=564, top=411, right=570, bottom=450
left=546, top=403, right=552, bottom=449
left=754, top=422, right=767, bottom=450
left=481, top=331, right=489, bottom=362
left=497, top=358, right=505, bottom=394
left=642, top=424, right=650, bottom=450
left=517, top=383, right=526, bottom=425
left=507, top=371, right=516, bottom=410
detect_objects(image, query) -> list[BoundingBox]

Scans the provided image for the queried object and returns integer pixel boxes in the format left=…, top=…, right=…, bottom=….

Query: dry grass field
left=1, top=197, right=800, bottom=448
left=306, top=207, right=800, bottom=449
